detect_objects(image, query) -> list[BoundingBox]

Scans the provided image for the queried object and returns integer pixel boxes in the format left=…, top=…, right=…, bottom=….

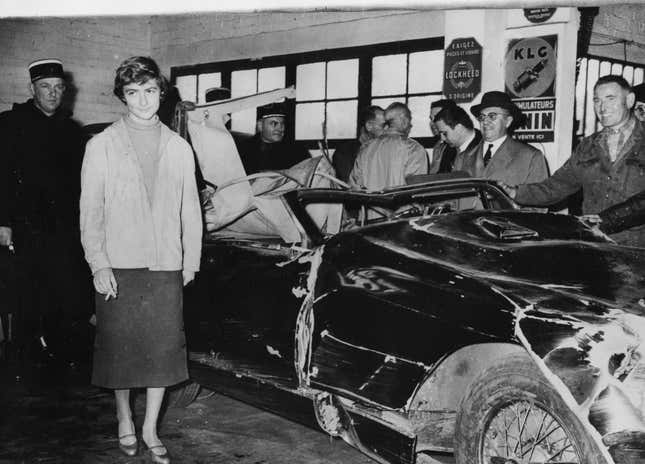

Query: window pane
left=622, top=65, right=634, bottom=84
left=409, top=50, right=443, bottom=94
left=231, top=69, right=257, bottom=97
left=296, top=102, right=324, bottom=140
left=408, top=96, right=434, bottom=138
left=371, top=97, right=405, bottom=109
left=176, top=75, right=197, bottom=102
left=575, top=58, right=587, bottom=136
left=372, top=54, right=407, bottom=96
left=327, top=100, right=358, bottom=139
left=197, top=72, right=222, bottom=104
left=634, top=68, right=644, bottom=85
left=259, top=66, right=285, bottom=92
left=231, top=108, right=257, bottom=135
left=327, top=59, right=359, bottom=99
left=297, top=62, right=325, bottom=101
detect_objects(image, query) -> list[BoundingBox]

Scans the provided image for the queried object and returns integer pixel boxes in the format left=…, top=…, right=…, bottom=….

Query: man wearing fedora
left=0, top=59, right=89, bottom=364
left=505, top=75, right=645, bottom=247
left=235, top=101, right=310, bottom=174
left=461, top=91, right=548, bottom=186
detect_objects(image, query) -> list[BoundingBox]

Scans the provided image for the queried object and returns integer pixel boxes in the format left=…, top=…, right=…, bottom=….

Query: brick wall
left=0, top=17, right=150, bottom=125
left=150, top=10, right=444, bottom=74
left=588, top=4, right=645, bottom=65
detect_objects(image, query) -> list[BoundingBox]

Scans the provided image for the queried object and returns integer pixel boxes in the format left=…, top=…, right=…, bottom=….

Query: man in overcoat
left=460, top=91, right=549, bottom=186
left=0, top=59, right=90, bottom=363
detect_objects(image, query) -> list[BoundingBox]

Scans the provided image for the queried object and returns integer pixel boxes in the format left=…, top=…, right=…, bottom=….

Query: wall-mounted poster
left=443, top=37, right=482, bottom=103
left=505, top=34, right=557, bottom=143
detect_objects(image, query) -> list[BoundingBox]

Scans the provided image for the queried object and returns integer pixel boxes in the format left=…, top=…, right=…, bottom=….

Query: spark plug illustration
left=513, top=58, right=548, bottom=93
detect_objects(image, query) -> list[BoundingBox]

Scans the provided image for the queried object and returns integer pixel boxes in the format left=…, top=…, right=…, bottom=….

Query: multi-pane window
left=175, top=72, right=223, bottom=104
left=296, top=59, right=359, bottom=140
left=171, top=37, right=444, bottom=149
left=575, top=56, right=644, bottom=137
left=230, top=67, right=286, bottom=134
left=371, top=50, right=443, bottom=138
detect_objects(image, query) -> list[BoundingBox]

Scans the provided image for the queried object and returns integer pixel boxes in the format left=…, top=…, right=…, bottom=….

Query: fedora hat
left=471, top=91, right=522, bottom=120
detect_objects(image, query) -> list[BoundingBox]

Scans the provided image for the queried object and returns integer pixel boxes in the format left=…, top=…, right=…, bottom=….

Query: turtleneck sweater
left=125, top=115, right=161, bottom=205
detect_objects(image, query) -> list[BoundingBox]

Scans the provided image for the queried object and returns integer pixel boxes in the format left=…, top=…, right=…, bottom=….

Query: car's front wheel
left=454, top=353, right=605, bottom=464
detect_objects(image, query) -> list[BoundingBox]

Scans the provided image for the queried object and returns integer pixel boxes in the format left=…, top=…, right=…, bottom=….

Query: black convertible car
left=178, top=176, right=645, bottom=464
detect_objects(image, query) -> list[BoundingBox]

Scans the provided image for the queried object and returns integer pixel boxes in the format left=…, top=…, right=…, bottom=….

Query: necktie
left=483, top=144, right=493, bottom=167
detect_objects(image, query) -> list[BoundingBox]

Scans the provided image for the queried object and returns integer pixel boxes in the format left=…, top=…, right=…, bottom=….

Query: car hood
left=352, top=210, right=645, bottom=314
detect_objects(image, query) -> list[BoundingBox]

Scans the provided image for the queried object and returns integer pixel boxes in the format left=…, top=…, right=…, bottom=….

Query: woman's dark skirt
left=92, top=268, right=188, bottom=389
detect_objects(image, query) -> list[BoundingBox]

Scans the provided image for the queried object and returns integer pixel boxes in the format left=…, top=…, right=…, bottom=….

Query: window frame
left=171, top=37, right=444, bottom=150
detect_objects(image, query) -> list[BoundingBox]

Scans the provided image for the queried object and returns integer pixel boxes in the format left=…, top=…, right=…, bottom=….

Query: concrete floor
left=0, top=360, right=454, bottom=464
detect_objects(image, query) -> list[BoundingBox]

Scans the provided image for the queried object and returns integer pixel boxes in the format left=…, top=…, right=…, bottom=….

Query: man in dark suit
left=428, top=99, right=459, bottom=173
left=431, top=103, right=481, bottom=173
left=461, top=91, right=549, bottom=186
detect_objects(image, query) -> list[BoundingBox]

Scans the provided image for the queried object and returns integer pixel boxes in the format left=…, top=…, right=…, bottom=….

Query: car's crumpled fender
left=510, top=290, right=645, bottom=463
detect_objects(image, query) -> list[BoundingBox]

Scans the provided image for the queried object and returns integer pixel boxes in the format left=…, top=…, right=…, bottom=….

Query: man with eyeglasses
left=633, top=83, right=645, bottom=123
left=461, top=91, right=548, bottom=186
left=505, top=75, right=645, bottom=247
left=0, top=59, right=89, bottom=365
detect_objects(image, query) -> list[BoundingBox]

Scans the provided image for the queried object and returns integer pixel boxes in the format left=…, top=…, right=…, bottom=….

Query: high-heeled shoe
left=118, top=433, right=138, bottom=457
left=146, top=444, right=170, bottom=464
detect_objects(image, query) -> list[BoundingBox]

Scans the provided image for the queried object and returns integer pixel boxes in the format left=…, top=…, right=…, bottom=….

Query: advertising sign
left=443, top=37, right=482, bottom=103
left=505, top=35, right=557, bottom=143
left=523, top=8, right=557, bottom=23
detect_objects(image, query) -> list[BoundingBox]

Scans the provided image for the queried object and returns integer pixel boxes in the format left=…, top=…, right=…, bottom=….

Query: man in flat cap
left=460, top=90, right=548, bottom=186
left=505, top=75, right=645, bottom=247
left=0, top=59, right=90, bottom=364
left=632, top=82, right=645, bottom=123
left=235, top=102, right=310, bottom=174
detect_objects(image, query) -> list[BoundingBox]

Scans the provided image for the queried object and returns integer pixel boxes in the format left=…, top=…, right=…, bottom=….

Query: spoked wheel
left=455, top=353, right=605, bottom=464
left=483, top=399, right=581, bottom=463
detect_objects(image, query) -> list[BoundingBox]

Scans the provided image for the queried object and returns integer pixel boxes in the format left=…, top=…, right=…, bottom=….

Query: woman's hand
left=183, top=270, right=196, bottom=286
left=94, top=267, right=118, bottom=300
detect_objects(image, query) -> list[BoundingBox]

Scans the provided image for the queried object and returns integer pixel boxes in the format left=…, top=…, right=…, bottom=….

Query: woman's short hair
left=113, top=56, right=169, bottom=102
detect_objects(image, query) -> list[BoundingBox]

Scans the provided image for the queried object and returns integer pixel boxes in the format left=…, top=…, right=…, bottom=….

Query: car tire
left=454, top=353, right=605, bottom=464
left=166, top=382, right=201, bottom=408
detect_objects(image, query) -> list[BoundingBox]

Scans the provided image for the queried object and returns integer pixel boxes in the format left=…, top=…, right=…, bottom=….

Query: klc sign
left=443, top=37, right=482, bottom=103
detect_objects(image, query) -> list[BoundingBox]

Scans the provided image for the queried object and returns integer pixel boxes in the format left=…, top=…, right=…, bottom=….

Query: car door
left=185, top=236, right=310, bottom=386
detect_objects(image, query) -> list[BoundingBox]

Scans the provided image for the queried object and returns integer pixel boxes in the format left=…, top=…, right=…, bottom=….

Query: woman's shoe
left=118, top=433, right=138, bottom=457
left=146, top=444, right=170, bottom=464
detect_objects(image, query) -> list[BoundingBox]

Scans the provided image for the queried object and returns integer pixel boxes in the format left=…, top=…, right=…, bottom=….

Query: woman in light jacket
left=80, top=56, right=202, bottom=464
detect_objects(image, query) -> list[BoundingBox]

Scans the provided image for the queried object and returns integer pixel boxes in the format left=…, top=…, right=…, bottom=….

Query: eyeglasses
left=477, top=112, right=509, bottom=122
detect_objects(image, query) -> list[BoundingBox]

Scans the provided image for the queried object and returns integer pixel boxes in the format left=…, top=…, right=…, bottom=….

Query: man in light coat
left=350, top=102, right=428, bottom=191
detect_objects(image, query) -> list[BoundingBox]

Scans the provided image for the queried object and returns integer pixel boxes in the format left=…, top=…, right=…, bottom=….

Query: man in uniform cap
left=235, top=101, right=310, bottom=174
left=0, top=59, right=90, bottom=365
left=459, top=90, right=548, bottom=186
left=632, top=83, right=645, bottom=123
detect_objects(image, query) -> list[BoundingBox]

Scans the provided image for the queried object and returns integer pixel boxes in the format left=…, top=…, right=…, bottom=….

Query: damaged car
left=177, top=169, right=645, bottom=464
